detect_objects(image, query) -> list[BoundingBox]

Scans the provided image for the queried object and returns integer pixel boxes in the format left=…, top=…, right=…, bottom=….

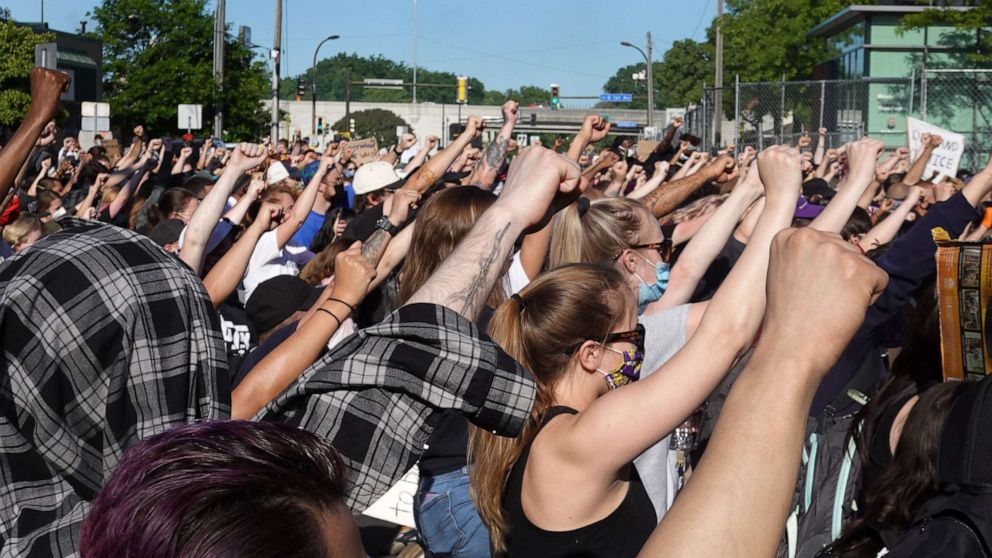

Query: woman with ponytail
left=470, top=146, right=802, bottom=556
left=545, top=166, right=765, bottom=520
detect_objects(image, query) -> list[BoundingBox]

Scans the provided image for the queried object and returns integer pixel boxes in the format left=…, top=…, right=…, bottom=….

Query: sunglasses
left=565, top=323, right=646, bottom=355
left=631, top=239, right=674, bottom=264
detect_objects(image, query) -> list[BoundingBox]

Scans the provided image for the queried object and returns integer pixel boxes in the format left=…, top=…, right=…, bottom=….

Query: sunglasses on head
left=565, top=323, right=646, bottom=355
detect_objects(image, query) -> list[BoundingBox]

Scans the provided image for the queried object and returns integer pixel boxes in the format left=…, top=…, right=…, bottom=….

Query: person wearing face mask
left=468, top=147, right=800, bottom=557
left=341, top=162, right=357, bottom=209
left=546, top=171, right=765, bottom=521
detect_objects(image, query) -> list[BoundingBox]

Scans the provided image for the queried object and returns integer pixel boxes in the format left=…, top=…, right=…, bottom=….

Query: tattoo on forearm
left=360, top=229, right=390, bottom=266
left=484, top=137, right=509, bottom=169
left=443, top=221, right=511, bottom=317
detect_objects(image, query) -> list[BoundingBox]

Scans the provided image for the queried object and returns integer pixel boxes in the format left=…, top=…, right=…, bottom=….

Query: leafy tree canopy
left=89, top=0, right=269, bottom=140
left=0, top=20, right=53, bottom=126
left=332, top=108, right=409, bottom=147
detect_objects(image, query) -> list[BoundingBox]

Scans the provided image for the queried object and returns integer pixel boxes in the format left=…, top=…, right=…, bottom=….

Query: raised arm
left=813, top=127, right=827, bottom=165
left=27, top=158, right=51, bottom=197
left=469, top=101, right=518, bottom=188
left=640, top=154, right=735, bottom=219
left=380, top=133, right=418, bottom=166
left=274, top=146, right=334, bottom=249
left=407, top=146, right=583, bottom=320
left=202, top=202, right=279, bottom=307
left=405, top=135, right=438, bottom=172
left=403, top=117, right=483, bottom=195
left=181, top=143, right=268, bottom=274
left=0, top=69, right=69, bottom=201
left=566, top=115, right=611, bottom=163
left=905, top=133, right=941, bottom=186
left=358, top=188, right=420, bottom=267
left=809, top=138, right=885, bottom=233
left=650, top=161, right=764, bottom=311
left=640, top=228, right=887, bottom=558
left=860, top=185, right=924, bottom=251
left=627, top=161, right=670, bottom=200
left=171, top=146, right=193, bottom=175
left=555, top=146, right=802, bottom=475
left=232, top=244, right=376, bottom=419
left=224, top=178, right=266, bottom=225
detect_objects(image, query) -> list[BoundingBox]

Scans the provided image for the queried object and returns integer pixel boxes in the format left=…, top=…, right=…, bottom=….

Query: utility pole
left=412, top=0, right=418, bottom=104
left=713, top=0, right=724, bottom=146
left=646, top=31, right=654, bottom=129
left=213, top=0, right=225, bottom=139
left=271, top=0, right=282, bottom=143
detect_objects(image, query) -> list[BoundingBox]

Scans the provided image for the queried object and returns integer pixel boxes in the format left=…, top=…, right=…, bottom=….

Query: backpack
left=776, top=350, right=888, bottom=558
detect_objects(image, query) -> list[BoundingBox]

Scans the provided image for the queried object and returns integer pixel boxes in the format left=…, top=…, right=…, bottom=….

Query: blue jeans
left=414, top=466, right=492, bottom=558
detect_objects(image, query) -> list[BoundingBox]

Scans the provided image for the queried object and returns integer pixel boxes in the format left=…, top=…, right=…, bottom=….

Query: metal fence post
left=921, top=70, right=928, bottom=122
left=819, top=80, right=826, bottom=132
left=734, top=74, right=740, bottom=152
left=780, top=75, right=786, bottom=143
left=908, top=69, right=915, bottom=116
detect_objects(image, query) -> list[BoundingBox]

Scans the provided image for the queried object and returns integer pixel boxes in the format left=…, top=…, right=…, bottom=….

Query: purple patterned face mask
left=597, top=347, right=644, bottom=390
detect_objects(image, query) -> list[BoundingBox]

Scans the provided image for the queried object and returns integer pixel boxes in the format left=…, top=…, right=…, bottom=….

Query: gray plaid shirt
left=259, top=302, right=536, bottom=511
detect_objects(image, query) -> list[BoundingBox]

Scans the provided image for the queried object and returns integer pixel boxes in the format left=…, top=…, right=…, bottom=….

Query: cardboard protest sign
left=348, top=137, right=379, bottom=165
left=361, top=466, right=418, bottom=527
left=935, top=230, right=992, bottom=381
left=907, top=117, right=965, bottom=181
left=636, top=140, right=660, bottom=162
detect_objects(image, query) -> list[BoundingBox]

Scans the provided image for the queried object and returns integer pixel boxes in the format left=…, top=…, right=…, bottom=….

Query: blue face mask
left=634, top=253, right=670, bottom=312
left=343, top=169, right=356, bottom=179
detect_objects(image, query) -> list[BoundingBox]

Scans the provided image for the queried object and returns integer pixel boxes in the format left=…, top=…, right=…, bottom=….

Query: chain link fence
left=687, top=70, right=992, bottom=173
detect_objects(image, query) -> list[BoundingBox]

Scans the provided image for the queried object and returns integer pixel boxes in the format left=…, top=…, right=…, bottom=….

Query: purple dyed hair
left=80, top=420, right=349, bottom=558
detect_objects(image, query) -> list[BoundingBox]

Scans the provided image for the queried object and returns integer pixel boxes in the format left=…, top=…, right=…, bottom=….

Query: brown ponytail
left=468, top=264, right=634, bottom=552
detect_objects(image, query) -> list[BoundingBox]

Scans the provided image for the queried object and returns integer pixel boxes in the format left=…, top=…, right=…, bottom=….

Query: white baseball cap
left=352, top=161, right=401, bottom=195
left=266, top=162, right=290, bottom=185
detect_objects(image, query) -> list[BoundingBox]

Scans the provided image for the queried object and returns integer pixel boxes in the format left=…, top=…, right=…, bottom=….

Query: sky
left=5, top=0, right=716, bottom=96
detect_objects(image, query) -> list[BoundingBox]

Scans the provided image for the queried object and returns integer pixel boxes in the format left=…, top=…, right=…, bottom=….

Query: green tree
left=282, top=52, right=487, bottom=105
left=89, top=0, right=269, bottom=140
left=602, top=39, right=713, bottom=110
left=901, top=1, right=992, bottom=65
left=332, top=108, right=410, bottom=146
left=483, top=85, right=551, bottom=107
left=0, top=20, right=53, bottom=127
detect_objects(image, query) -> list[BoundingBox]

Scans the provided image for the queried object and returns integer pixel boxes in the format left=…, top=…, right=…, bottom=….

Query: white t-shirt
left=634, top=303, right=691, bottom=522
left=505, top=251, right=532, bottom=295
left=242, top=231, right=314, bottom=302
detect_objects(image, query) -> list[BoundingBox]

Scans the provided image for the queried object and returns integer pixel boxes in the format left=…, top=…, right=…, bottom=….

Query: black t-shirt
left=691, top=235, right=746, bottom=302
left=418, top=307, right=495, bottom=476
left=217, top=299, right=259, bottom=385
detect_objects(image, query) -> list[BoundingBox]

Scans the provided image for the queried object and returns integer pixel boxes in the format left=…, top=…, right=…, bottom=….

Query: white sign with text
left=361, top=466, right=418, bottom=527
left=907, top=117, right=965, bottom=181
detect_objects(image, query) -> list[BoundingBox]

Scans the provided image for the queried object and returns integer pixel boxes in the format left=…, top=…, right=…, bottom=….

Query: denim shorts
left=414, top=466, right=492, bottom=558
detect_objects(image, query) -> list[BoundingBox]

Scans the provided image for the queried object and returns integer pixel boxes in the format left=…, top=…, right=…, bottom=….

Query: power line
left=421, top=40, right=622, bottom=65
left=692, top=0, right=712, bottom=40
left=419, top=37, right=606, bottom=80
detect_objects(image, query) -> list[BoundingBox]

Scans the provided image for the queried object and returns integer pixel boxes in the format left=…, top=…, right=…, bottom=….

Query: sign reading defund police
left=907, top=117, right=966, bottom=181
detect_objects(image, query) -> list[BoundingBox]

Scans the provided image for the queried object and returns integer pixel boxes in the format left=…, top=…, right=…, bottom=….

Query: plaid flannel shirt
left=259, top=303, right=536, bottom=511
left=0, top=219, right=230, bottom=557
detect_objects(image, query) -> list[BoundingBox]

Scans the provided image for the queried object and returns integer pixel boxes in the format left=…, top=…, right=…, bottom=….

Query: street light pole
left=270, top=0, right=281, bottom=143
left=311, top=35, right=340, bottom=137
left=620, top=38, right=654, bottom=129
left=646, top=31, right=654, bottom=129
left=714, top=0, right=725, bottom=146
left=213, top=0, right=225, bottom=139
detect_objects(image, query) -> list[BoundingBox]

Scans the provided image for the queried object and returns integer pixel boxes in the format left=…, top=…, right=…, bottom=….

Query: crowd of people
left=1, top=66, right=991, bottom=558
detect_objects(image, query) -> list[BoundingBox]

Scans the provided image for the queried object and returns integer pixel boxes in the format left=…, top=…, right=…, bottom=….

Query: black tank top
left=503, top=406, right=657, bottom=557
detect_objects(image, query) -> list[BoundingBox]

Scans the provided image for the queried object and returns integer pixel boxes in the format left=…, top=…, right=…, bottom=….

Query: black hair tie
left=511, top=293, right=527, bottom=309
left=577, top=197, right=591, bottom=218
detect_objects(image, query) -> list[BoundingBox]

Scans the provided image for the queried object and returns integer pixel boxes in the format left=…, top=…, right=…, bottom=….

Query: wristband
left=316, top=307, right=342, bottom=328
left=326, top=297, right=355, bottom=313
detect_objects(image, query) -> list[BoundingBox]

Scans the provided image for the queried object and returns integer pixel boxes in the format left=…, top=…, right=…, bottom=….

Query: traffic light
left=317, top=117, right=323, bottom=135
left=456, top=76, right=468, bottom=104
left=550, top=83, right=560, bottom=110
left=296, top=78, right=305, bottom=101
